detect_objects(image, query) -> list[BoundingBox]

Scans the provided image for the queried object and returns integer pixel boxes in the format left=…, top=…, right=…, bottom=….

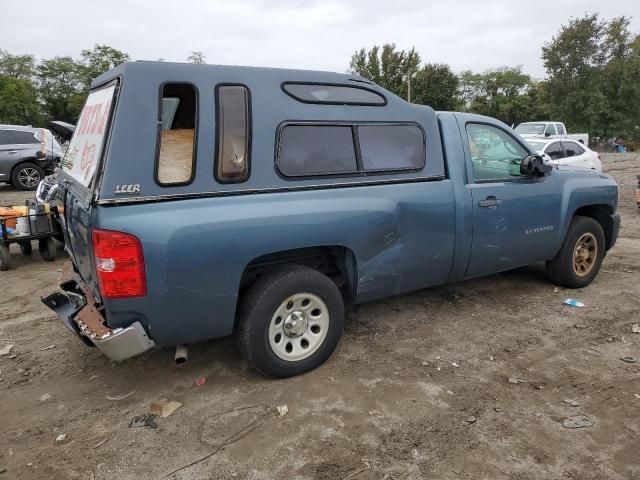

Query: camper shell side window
left=282, top=82, right=386, bottom=106
left=155, top=83, right=198, bottom=186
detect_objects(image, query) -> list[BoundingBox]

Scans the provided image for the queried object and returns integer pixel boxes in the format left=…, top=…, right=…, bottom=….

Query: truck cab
left=43, top=62, right=620, bottom=378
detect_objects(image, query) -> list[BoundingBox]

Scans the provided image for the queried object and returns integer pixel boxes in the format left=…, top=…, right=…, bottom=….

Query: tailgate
left=57, top=81, right=118, bottom=291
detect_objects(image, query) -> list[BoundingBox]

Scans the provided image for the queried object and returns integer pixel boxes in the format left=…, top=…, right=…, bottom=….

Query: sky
left=1, top=0, right=639, bottom=78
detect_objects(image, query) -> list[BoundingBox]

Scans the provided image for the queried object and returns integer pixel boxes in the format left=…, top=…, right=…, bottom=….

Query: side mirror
left=544, top=131, right=551, bottom=137
left=35, top=150, right=46, bottom=159
left=520, top=154, right=552, bottom=178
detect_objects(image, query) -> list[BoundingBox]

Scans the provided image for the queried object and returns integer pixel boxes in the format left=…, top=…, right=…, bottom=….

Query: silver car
left=0, top=125, right=62, bottom=190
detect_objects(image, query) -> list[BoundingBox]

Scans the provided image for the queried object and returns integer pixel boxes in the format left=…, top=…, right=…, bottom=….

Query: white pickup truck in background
left=515, top=121, right=589, bottom=145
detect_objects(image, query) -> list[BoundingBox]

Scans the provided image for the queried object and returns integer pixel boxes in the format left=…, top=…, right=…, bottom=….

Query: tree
left=0, top=50, right=36, bottom=80
left=0, top=49, right=43, bottom=125
left=0, top=76, right=43, bottom=125
left=458, top=67, right=548, bottom=126
left=37, top=56, right=84, bottom=123
left=410, top=63, right=459, bottom=110
left=79, top=44, right=130, bottom=88
left=349, top=44, right=421, bottom=100
left=187, top=51, right=206, bottom=64
left=542, top=13, right=639, bottom=139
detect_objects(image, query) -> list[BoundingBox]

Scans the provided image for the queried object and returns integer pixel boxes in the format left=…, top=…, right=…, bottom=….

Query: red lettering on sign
left=97, top=100, right=112, bottom=134
left=80, top=142, right=96, bottom=176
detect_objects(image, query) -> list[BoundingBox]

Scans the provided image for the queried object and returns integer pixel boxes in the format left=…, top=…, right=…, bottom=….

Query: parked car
left=0, top=125, right=63, bottom=190
left=525, top=138, right=602, bottom=172
left=515, top=121, right=589, bottom=146
left=42, top=62, right=620, bottom=378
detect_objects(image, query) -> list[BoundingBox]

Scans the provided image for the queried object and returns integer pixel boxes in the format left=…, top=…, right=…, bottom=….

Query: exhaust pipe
left=174, top=345, right=188, bottom=365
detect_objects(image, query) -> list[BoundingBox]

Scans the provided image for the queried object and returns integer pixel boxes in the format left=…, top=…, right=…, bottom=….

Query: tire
left=19, top=241, right=32, bottom=256
left=11, top=163, right=44, bottom=191
left=237, top=266, right=345, bottom=378
left=0, top=244, right=11, bottom=271
left=39, top=238, right=57, bottom=262
left=546, top=215, right=605, bottom=288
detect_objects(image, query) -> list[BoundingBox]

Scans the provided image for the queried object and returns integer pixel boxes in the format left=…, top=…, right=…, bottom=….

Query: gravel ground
left=0, top=153, right=639, bottom=480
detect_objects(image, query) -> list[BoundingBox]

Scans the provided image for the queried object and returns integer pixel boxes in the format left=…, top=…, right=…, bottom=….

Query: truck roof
left=92, top=61, right=375, bottom=90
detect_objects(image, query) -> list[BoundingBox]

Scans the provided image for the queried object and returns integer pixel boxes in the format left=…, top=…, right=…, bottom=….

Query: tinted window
left=358, top=125, right=424, bottom=171
left=156, top=84, right=196, bottom=185
left=278, top=125, right=357, bottom=176
left=563, top=141, right=584, bottom=157
left=161, top=98, right=180, bottom=130
left=0, top=131, right=9, bottom=145
left=546, top=142, right=564, bottom=160
left=557, top=124, right=566, bottom=136
left=216, top=85, right=250, bottom=182
left=282, top=83, right=385, bottom=105
left=8, top=130, right=39, bottom=144
left=466, top=123, right=528, bottom=181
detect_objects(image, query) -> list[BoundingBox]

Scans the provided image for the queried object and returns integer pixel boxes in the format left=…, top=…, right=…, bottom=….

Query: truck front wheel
left=237, top=266, right=345, bottom=378
left=546, top=215, right=605, bottom=288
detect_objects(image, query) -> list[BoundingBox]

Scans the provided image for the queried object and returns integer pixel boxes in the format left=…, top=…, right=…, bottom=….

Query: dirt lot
left=1, top=154, right=639, bottom=480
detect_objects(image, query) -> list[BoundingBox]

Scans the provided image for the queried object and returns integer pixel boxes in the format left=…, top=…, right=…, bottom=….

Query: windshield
left=515, top=123, right=546, bottom=135
left=60, top=83, right=116, bottom=187
left=526, top=141, right=547, bottom=151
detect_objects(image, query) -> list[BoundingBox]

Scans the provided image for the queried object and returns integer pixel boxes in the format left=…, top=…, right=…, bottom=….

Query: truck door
left=462, top=121, right=562, bottom=279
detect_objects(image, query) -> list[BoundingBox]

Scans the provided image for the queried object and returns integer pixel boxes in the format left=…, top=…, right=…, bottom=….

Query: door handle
left=7, top=150, right=18, bottom=154
left=478, top=196, right=503, bottom=208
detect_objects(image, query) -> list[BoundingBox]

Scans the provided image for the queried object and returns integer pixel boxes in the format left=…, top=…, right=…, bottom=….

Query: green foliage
left=410, top=63, right=459, bottom=111
left=0, top=76, right=43, bottom=125
left=458, top=67, right=549, bottom=126
left=37, top=56, right=85, bottom=123
left=350, top=44, right=421, bottom=100
left=542, top=13, right=640, bottom=139
left=79, top=44, right=130, bottom=88
left=0, top=50, right=42, bottom=125
left=0, top=50, right=37, bottom=80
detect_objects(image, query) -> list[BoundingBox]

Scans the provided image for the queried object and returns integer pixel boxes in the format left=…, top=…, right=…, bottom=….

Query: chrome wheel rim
left=269, top=292, right=329, bottom=362
left=18, top=168, right=41, bottom=188
left=573, top=232, right=597, bottom=277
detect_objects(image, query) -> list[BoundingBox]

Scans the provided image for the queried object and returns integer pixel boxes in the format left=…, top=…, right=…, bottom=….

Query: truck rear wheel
left=237, top=266, right=345, bottom=378
left=546, top=215, right=605, bottom=288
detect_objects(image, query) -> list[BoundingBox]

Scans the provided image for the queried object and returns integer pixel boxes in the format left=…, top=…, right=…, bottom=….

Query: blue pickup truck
left=42, top=62, right=620, bottom=377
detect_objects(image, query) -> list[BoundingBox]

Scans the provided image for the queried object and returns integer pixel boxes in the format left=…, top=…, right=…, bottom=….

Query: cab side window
left=546, top=142, right=564, bottom=160
left=466, top=123, right=527, bottom=182
left=557, top=124, right=566, bottom=136
left=546, top=124, right=557, bottom=136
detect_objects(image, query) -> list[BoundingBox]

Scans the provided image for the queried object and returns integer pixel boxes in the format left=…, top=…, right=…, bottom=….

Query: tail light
left=92, top=229, right=146, bottom=298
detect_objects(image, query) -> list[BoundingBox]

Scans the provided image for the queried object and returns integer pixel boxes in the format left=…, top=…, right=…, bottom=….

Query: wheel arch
left=237, top=245, right=358, bottom=308
left=572, top=204, right=615, bottom=250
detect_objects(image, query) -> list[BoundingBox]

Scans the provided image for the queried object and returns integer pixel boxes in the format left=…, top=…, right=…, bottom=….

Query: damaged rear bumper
left=41, top=263, right=155, bottom=361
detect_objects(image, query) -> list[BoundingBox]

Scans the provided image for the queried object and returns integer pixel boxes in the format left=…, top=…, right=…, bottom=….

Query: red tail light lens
left=92, top=229, right=146, bottom=298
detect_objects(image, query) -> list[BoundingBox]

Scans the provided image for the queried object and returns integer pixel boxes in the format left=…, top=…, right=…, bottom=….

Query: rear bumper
left=41, top=263, right=155, bottom=361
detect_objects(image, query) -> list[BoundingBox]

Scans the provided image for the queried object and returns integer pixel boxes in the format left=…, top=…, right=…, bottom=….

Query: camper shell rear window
left=282, top=82, right=386, bottom=106
left=61, top=81, right=118, bottom=188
